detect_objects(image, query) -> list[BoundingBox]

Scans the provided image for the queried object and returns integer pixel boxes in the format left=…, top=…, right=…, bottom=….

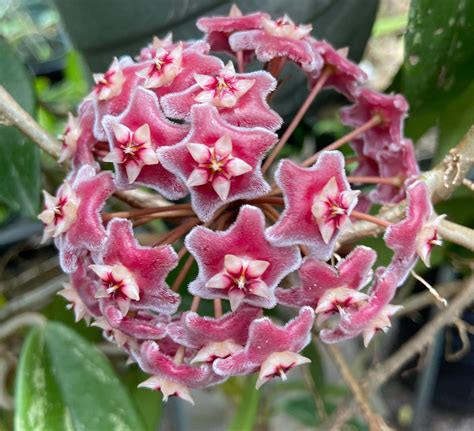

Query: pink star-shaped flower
left=340, top=87, right=409, bottom=158
left=91, top=57, right=145, bottom=141
left=158, top=105, right=277, bottom=221
left=38, top=165, right=115, bottom=273
left=267, top=151, right=359, bottom=260
left=213, top=306, right=314, bottom=388
left=229, top=15, right=322, bottom=73
left=350, top=138, right=419, bottom=204
left=58, top=113, right=81, bottom=163
left=67, top=255, right=102, bottom=318
left=102, top=87, right=189, bottom=199
left=320, top=267, right=403, bottom=346
left=167, top=305, right=262, bottom=363
left=307, top=40, right=367, bottom=99
left=196, top=5, right=269, bottom=62
left=95, top=218, right=180, bottom=315
left=135, top=341, right=225, bottom=404
left=161, top=61, right=282, bottom=131
left=186, top=205, right=302, bottom=310
left=137, top=41, right=224, bottom=100
left=136, top=33, right=174, bottom=61
left=276, top=246, right=376, bottom=310
left=384, top=181, right=443, bottom=281
left=71, top=101, right=103, bottom=168
left=101, top=303, right=168, bottom=341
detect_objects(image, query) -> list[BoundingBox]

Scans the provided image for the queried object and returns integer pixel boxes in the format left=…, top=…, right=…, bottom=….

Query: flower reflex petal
left=256, top=351, right=311, bottom=389
left=138, top=375, right=194, bottom=405
left=58, top=113, right=81, bottom=163
left=102, top=86, right=188, bottom=198
left=186, top=205, right=301, bottom=309
left=159, top=105, right=277, bottom=221
left=185, top=135, right=252, bottom=202
left=276, top=246, right=376, bottom=309
left=213, top=307, right=314, bottom=384
left=97, top=218, right=181, bottom=315
left=267, top=151, right=357, bottom=260
left=136, top=43, right=183, bottom=89
left=90, top=57, right=124, bottom=101
left=38, top=181, right=80, bottom=243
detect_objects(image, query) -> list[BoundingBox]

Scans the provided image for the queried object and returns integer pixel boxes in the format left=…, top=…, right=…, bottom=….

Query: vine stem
left=325, top=344, right=390, bottom=431
left=172, top=254, right=195, bottom=292
left=347, top=175, right=403, bottom=187
left=262, top=68, right=332, bottom=173
left=302, top=115, right=382, bottom=167
left=103, top=203, right=192, bottom=220
left=154, top=218, right=200, bottom=245
left=0, top=86, right=62, bottom=159
left=350, top=210, right=391, bottom=228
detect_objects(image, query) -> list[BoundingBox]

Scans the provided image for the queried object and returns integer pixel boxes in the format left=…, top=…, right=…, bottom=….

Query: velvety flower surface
left=276, top=246, right=376, bottom=310
left=141, top=41, right=224, bottom=99
left=186, top=205, right=302, bottom=310
left=196, top=5, right=269, bottom=60
left=72, top=101, right=103, bottom=168
left=101, top=303, right=168, bottom=340
left=384, top=181, right=442, bottom=280
left=102, top=87, right=188, bottom=198
left=158, top=105, right=277, bottom=221
left=308, top=40, right=367, bottom=99
left=229, top=15, right=321, bottom=73
left=167, top=305, right=262, bottom=363
left=38, top=165, right=115, bottom=273
left=135, top=340, right=225, bottom=403
left=161, top=62, right=282, bottom=131
left=137, top=33, right=174, bottom=61
left=267, top=151, right=359, bottom=260
left=213, top=306, right=314, bottom=388
left=319, top=267, right=401, bottom=346
left=96, top=218, right=181, bottom=315
left=350, top=137, right=419, bottom=204
left=58, top=113, right=81, bottom=163
left=90, top=57, right=145, bottom=141
left=340, top=88, right=409, bottom=158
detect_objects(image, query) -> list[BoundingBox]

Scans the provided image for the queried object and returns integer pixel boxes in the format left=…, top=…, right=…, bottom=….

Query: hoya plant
left=1, top=2, right=473, bottom=430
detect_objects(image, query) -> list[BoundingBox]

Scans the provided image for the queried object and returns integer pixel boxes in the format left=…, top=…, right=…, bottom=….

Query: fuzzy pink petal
left=158, top=105, right=277, bottom=221
left=267, top=151, right=353, bottom=260
left=186, top=205, right=301, bottom=309
left=213, top=307, right=314, bottom=377
left=276, top=246, right=376, bottom=308
left=98, top=218, right=180, bottom=315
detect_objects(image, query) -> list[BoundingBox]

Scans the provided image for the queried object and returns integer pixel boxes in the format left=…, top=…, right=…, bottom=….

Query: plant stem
left=325, top=344, right=389, bottom=431
left=347, top=175, right=403, bottom=187
left=0, top=86, right=62, bottom=159
left=172, top=254, right=195, bottom=292
left=350, top=210, right=391, bottom=228
left=214, top=299, right=223, bottom=318
left=155, top=218, right=199, bottom=245
left=236, top=50, right=245, bottom=73
left=262, top=68, right=332, bottom=173
left=302, top=115, right=382, bottom=167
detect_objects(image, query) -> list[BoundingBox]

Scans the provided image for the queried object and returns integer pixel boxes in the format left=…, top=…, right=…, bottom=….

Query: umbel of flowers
left=39, top=5, right=443, bottom=404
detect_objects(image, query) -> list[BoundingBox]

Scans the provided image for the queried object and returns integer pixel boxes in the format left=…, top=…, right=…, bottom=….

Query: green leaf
left=0, top=38, right=40, bottom=217
left=402, top=0, right=474, bottom=112
left=15, top=322, right=147, bottom=431
left=228, top=375, right=261, bottom=431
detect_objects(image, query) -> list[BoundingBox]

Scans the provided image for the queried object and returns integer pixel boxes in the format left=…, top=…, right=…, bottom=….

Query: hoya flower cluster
left=39, top=6, right=442, bottom=404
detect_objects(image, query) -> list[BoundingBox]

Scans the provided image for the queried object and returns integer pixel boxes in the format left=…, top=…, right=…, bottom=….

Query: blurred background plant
left=0, top=1, right=473, bottom=430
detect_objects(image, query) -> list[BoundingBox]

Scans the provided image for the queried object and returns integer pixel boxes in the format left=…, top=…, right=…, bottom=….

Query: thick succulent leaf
left=399, top=0, right=474, bottom=155
left=0, top=38, right=40, bottom=217
left=402, top=0, right=474, bottom=111
left=15, top=322, right=147, bottom=431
